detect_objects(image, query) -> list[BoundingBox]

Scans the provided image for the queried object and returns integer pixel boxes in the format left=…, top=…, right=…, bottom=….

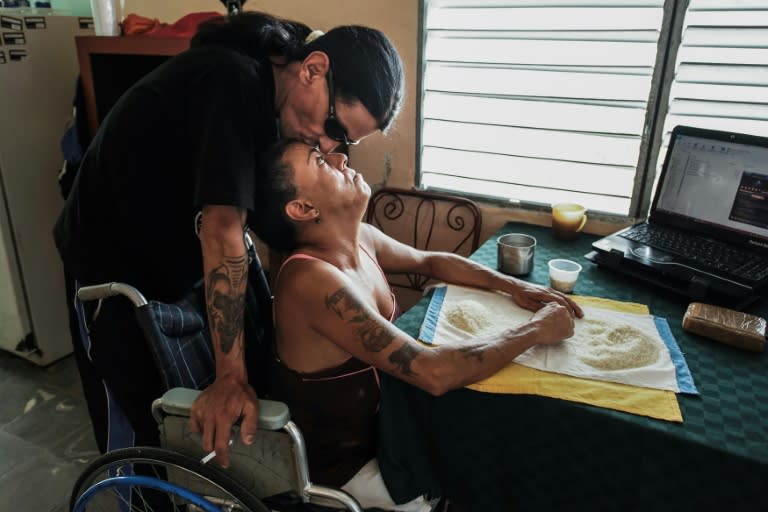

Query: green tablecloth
left=378, top=222, right=768, bottom=511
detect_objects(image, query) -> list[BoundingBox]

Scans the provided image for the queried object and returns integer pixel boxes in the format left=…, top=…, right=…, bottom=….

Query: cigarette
left=201, top=439, right=233, bottom=464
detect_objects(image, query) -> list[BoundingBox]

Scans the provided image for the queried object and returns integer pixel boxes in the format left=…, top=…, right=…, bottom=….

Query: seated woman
left=253, top=139, right=583, bottom=511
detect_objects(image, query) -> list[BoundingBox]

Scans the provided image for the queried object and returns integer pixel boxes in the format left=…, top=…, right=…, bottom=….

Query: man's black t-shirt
left=54, top=46, right=278, bottom=302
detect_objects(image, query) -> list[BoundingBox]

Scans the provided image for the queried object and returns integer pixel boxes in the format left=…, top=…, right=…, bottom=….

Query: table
left=378, top=222, right=768, bottom=511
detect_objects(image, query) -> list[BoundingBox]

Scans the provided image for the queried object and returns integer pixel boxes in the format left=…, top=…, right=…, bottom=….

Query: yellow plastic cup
left=551, top=203, right=587, bottom=241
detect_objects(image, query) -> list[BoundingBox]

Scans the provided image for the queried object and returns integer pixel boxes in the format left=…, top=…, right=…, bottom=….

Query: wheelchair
left=69, top=279, right=364, bottom=512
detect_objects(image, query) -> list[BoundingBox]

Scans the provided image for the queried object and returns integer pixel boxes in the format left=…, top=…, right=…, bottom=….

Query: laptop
left=587, top=125, right=768, bottom=309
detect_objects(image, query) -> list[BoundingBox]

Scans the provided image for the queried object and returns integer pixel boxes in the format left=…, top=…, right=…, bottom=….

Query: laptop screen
left=654, top=131, right=768, bottom=243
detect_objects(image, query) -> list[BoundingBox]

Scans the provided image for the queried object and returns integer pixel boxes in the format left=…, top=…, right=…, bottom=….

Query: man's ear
left=300, top=51, right=330, bottom=85
left=285, top=199, right=319, bottom=223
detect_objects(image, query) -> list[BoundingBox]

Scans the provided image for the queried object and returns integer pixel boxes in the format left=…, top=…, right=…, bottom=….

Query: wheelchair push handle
left=77, top=282, right=148, bottom=307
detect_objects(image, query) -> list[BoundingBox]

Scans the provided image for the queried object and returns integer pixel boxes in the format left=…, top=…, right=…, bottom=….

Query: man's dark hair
left=251, top=138, right=301, bottom=251
left=192, top=12, right=404, bottom=132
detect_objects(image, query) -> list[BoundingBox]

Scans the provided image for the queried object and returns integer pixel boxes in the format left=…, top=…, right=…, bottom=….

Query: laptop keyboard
left=620, top=224, right=768, bottom=282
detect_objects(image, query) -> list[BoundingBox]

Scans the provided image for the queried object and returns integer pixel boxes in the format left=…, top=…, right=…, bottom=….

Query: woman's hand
left=507, top=279, right=584, bottom=318
left=528, top=302, right=576, bottom=345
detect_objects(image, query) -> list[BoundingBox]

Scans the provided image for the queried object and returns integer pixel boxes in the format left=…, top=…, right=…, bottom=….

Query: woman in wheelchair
left=250, top=140, right=583, bottom=510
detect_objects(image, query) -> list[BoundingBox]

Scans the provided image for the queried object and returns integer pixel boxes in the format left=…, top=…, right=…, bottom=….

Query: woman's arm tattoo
left=388, top=344, right=420, bottom=376
left=206, top=255, right=248, bottom=354
left=458, top=345, right=485, bottom=362
left=324, top=287, right=395, bottom=352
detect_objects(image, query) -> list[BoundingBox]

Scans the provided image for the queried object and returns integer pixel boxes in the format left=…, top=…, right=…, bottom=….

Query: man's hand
left=528, top=302, right=576, bottom=345
left=189, top=374, right=259, bottom=468
left=508, top=280, right=584, bottom=319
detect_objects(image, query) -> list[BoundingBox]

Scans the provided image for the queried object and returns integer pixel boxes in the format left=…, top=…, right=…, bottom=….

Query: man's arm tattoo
left=206, top=255, right=248, bottom=354
left=324, top=287, right=395, bottom=352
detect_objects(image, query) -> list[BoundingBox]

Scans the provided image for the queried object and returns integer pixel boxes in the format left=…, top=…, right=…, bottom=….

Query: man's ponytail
left=191, top=11, right=311, bottom=59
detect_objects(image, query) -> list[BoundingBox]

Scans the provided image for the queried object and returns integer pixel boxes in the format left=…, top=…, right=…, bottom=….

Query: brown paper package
left=682, top=302, right=766, bottom=352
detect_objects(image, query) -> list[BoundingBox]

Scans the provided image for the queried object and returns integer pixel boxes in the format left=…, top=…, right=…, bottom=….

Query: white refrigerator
left=0, top=9, right=93, bottom=365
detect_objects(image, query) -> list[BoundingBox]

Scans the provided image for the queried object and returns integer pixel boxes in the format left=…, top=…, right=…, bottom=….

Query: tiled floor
left=0, top=350, right=99, bottom=511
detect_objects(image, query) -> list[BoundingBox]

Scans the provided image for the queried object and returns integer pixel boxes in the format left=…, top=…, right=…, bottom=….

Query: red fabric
left=121, top=12, right=222, bottom=38
left=121, top=13, right=164, bottom=36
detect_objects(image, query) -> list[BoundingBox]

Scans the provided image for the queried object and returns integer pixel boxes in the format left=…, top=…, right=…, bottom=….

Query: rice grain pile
left=577, top=318, right=660, bottom=371
left=445, top=299, right=493, bottom=334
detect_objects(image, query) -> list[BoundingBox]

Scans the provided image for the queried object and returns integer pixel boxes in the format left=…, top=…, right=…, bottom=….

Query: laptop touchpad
left=631, top=246, right=674, bottom=262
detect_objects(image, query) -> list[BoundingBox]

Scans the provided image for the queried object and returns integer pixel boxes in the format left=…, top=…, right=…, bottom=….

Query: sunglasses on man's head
left=325, top=68, right=360, bottom=148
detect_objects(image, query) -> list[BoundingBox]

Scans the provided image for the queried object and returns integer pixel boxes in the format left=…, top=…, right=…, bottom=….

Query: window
left=419, top=0, right=768, bottom=218
left=652, top=0, right=768, bottom=199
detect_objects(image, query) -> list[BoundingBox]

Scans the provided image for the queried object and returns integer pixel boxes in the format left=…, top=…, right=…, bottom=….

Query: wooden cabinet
left=76, top=35, right=190, bottom=137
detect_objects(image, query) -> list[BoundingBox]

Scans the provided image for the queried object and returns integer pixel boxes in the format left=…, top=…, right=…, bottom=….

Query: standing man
left=54, top=11, right=404, bottom=467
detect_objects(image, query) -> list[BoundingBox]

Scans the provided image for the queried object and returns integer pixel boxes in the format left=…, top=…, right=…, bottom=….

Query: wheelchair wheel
left=70, top=446, right=269, bottom=511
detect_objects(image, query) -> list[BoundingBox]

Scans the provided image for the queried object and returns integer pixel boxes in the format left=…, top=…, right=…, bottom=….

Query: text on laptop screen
left=656, top=134, right=768, bottom=240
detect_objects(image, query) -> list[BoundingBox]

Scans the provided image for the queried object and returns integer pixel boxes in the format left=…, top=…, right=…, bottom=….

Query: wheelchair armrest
left=157, top=387, right=290, bottom=431
left=77, top=282, right=148, bottom=307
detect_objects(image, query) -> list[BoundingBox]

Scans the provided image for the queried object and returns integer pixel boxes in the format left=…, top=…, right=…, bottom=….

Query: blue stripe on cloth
left=419, top=286, right=447, bottom=344
left=654, top=316, right=698, bottom=395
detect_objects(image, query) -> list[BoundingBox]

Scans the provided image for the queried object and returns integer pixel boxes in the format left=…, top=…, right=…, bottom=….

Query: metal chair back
left=366, top=187, right=483, bottom=310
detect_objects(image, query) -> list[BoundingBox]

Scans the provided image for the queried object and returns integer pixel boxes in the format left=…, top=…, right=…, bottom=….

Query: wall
left=122, top=0, right=631, bottom=241
left=53, top=0, right=93, bottom=16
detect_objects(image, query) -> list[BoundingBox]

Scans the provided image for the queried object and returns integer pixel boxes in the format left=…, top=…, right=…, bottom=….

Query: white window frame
left=417, top=0, right=767, bottom=221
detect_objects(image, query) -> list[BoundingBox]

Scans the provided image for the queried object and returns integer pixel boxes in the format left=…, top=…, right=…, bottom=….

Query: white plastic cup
left=548, top=259, right=582, bottom=294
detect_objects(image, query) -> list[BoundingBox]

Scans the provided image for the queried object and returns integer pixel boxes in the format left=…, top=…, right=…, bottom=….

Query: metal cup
left=497, top=233, right=536, bottom=276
